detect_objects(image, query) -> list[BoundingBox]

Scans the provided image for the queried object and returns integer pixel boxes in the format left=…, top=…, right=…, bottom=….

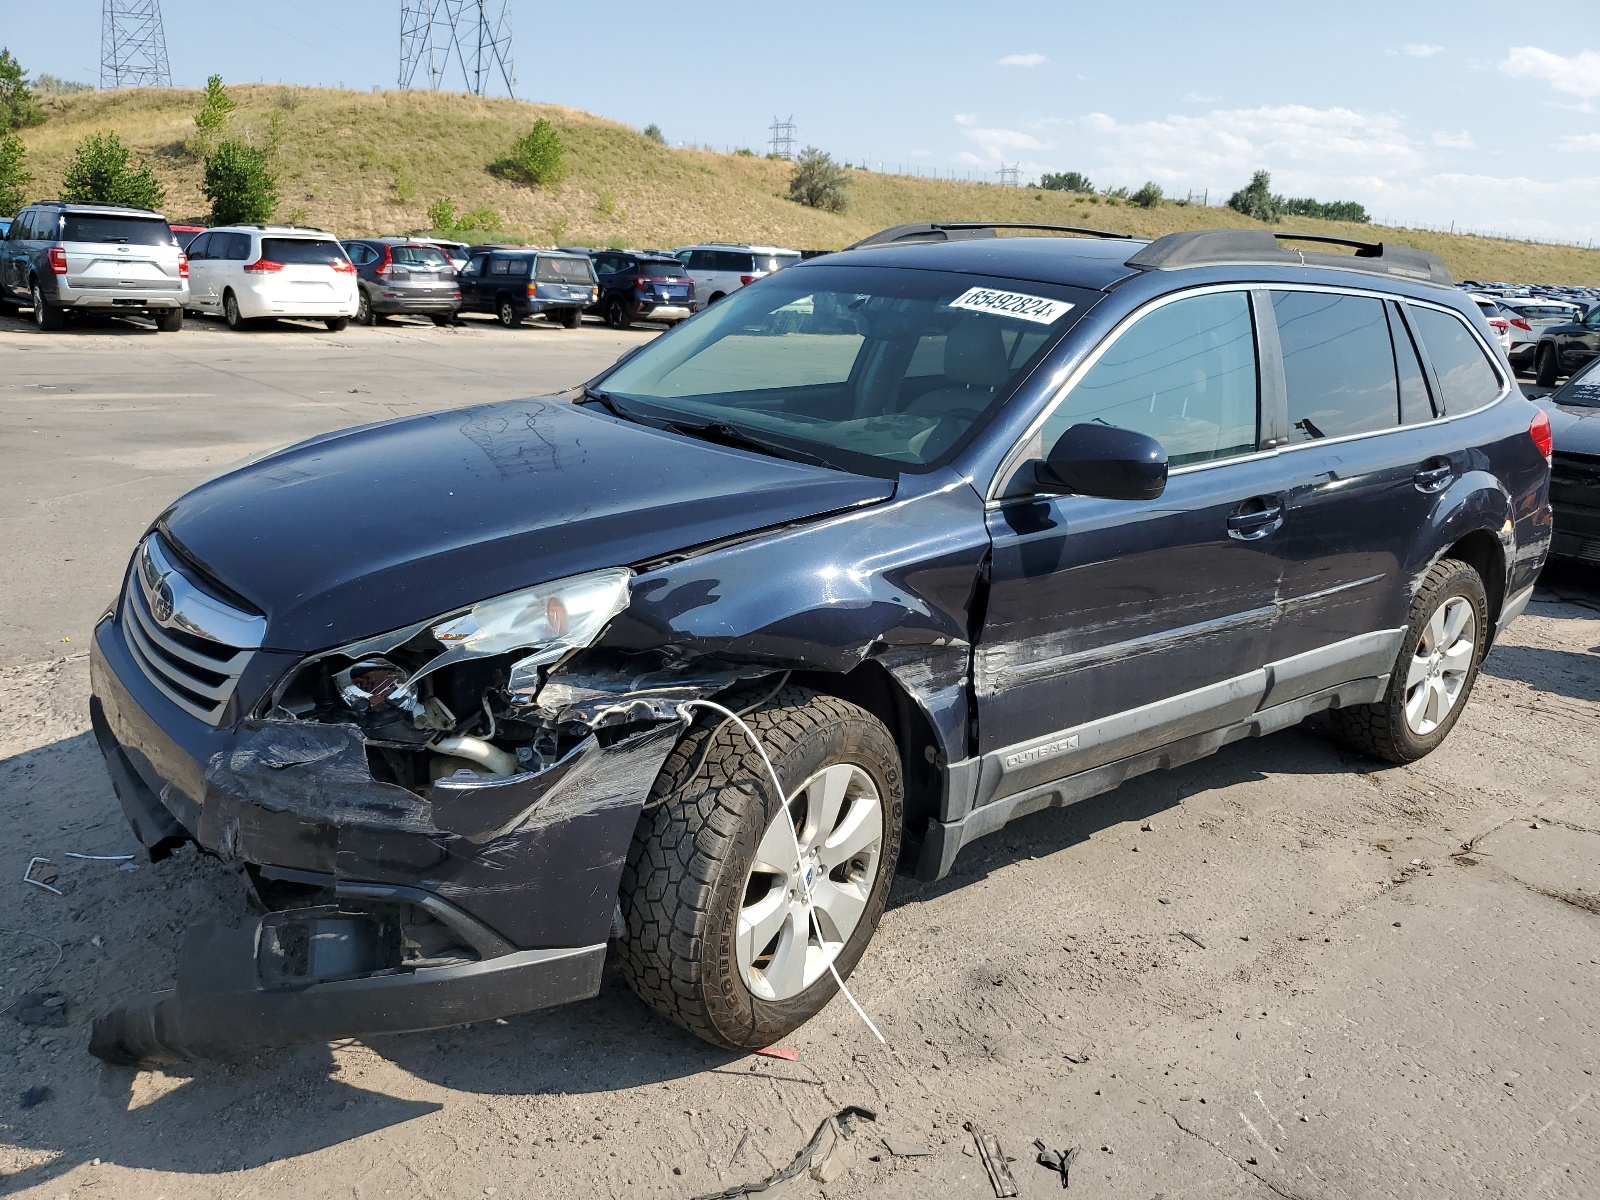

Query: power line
left=399, top=1, right=514, bottom=97
left=101, top=0, right=171, bottom=89
left=769, top=116, right=796, bottom=161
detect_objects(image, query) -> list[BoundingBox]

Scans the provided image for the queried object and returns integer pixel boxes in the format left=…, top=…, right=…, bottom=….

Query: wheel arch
left=1441, top=527, right=1506, bottom=644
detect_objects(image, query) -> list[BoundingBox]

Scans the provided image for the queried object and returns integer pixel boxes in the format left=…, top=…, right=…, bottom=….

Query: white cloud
left=1402, top=43, right=1445, bottom=58
left=1432, top=130, right=1475, bottom=149
left=1556, top=133, right=1600, bottom=151
left=997, top=53, right=1047, bottom=68
left=953, top=112, right=977, bottom=127
left=1183, top=91, right=1220, bottom=103
left=955, top=116, right=1047, bottom=163
left=1500, top=46, right=1600, bottom=98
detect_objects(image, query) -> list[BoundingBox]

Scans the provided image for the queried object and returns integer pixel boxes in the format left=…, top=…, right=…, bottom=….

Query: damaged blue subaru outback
left=88, top=223, right=1552, bottom=1064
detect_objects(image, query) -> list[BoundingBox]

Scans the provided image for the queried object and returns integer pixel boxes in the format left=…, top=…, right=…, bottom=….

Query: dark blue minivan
left=87, top=223, right=1552, bottom=1063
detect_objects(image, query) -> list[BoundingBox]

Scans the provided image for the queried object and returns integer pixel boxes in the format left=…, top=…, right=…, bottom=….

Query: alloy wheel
left=1403, top=595, right=1477, bottom=735
left=31, top=285, right=45, bottom=329
left=736, top=761, right=884, bottom=1001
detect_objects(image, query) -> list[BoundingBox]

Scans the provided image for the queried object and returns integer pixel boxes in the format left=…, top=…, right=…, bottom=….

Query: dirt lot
left=1, top=313, right=1597, bottom=1200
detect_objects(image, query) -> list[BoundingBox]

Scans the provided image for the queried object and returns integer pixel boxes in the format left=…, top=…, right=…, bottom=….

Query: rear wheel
left=430, top=313, right=453, bottom=327
left=558, top=307, right=582, bottom=329
left=155, top=307, right=184, bottom=332
left=354, top=289, right=374, bottom=326
left=1328, top=558, right=1487, bottom=763
left=31, top=282, right=65, bottom=332
left=496, top=296, right=523, bottom=327
left=223, top=290, right=249, bottom=331
left=1535, top=345, right=1559, bottom=388
left=604, top=297, right=631, bottom=329
left=325, top=316, right=350, bottom=332
left=707, top=292, right=725, bottom=305
left=618, top=686, right=902, bottom=1050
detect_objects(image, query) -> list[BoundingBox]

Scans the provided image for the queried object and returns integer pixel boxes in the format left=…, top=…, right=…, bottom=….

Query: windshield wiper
left=575, top=386, right=643, bottom=423
left=667, top=420, right=833, bottom=468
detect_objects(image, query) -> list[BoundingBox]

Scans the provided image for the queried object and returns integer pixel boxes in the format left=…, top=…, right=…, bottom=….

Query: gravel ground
left=0, top=313, right=1596, bottom=1199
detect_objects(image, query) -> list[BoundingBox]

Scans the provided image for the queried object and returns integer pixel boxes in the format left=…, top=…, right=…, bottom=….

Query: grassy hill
left=16, top=84, right=1600, bottom=285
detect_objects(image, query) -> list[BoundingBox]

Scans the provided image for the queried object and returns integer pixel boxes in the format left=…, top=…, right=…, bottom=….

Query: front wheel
left=497, top=297, right=523, bottom=328
left=618, top=686, right=903, bottom=1050
left=1535, top=345, right=1559, bottom=388
left=1328, top=558, right=1487, bottom=763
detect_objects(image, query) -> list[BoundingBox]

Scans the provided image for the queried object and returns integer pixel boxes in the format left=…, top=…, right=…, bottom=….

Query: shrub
left=733, top=147, right=755, bottom=157
left=459, top=204, right=500, bottom=231
left=32, top=74, right=91, bottom=97
left=494, top=118, right=567, bottom=186
left=1227, top=169, right=1281, bottom=223
left=427, top=197, right=458, bottom=230
left=642, top=123, right=665, bottom=144
left=0, top=131, right=30, bottom=215
left=0, top=49, right=43, bottom=131
left=62, top=132, right=165, bottom=209
left=788, top=146, right=849, bottom=212
left=192, top=74, right=236, bottom=156
left=202, top=140, right=276, bottom=225
left=1039, top=170, right=1094, bottom=193
left=1131, top=181, right=1163, bottom=209
left=1280, top=196, right=1370, bottom=223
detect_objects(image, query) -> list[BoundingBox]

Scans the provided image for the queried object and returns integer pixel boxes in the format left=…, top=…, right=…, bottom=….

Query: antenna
left=996, top=163, right=1020, bottom=187
left=101, top=0, right=171, bottom=89
left=399, top=1, right=515, bottom=97
left=768, top=116, right=796, bottom=161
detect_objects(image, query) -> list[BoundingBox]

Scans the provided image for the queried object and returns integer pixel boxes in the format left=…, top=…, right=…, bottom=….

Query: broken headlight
left=431, top=567, right=633, bottom=666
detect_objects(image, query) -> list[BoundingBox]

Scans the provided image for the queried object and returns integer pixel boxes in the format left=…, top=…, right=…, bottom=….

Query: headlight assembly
left=430, top=567, right=633, bottom=665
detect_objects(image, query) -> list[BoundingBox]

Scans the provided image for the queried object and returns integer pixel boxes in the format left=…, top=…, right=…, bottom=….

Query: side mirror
left=1035, top=423, right=1168, bottom=500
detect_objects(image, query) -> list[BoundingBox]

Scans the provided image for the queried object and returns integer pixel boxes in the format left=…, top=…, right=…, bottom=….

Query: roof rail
left=1126, top=229, right=1452, bottom=286
left=846, top=222, right=1134, bottom=250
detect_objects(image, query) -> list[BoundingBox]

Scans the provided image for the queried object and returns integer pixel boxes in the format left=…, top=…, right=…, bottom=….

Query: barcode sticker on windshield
left=948, top=287, right=1074, bottom=325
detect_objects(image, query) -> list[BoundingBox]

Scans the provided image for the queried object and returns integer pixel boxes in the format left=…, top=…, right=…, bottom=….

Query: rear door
left=977, top=287, right=1292, bottom=801
left=185, top=233, right=216, bottom=307
left=1, top=208, right=32, bottom=297
left=259, top=237, right=346, bottom=302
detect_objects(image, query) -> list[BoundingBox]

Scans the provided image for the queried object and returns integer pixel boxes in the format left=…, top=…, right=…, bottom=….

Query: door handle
left=1227, top=496, right=1284, bottom=541
left=1413, top=459, right=1454, bottom=493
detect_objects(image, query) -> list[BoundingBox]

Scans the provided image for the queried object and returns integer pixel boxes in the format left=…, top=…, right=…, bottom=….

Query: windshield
left=600, top=264, right=1097, bottom=474
left=536, top=256, right=595, bottom=283
left=63, top=215, right=176, bottom=246
left=756, top=254, right=799, bottom=274
left=1505, top=302, right=1578, bottom=319
left=1552, top=359, right=1600, bottom=408
left=262, top=237, right=347, bottom=265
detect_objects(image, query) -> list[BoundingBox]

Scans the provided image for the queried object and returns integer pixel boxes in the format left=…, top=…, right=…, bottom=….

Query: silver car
left=1497, top=297, right=1581, bottom=369
left=1, top=201, right=190, bottom=332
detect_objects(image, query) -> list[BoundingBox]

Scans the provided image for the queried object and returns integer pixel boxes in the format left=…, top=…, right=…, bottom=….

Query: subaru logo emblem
left=118, top=246, right=129, bottom=252
left=152, top=579, right=175, bottom=624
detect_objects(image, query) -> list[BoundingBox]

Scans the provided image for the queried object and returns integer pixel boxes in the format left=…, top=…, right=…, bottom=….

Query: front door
left=976, top=288, right=1291, bottom=806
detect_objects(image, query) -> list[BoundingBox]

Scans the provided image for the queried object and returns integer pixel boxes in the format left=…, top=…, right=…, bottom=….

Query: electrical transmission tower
left=399, top=1, right=515, bottom=97
left=768, top=116, right=796, bottom=161
left=996, top=162, right=1020, bottom=187
left=100, top=0, right=171, bottom=89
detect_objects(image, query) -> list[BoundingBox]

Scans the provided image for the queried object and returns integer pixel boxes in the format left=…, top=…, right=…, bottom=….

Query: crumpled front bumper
left=88, top=614, right=684, bottom=1063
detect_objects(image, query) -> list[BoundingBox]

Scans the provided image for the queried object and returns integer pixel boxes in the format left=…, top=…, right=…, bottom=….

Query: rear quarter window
left=1410, top=306, right=1503, bottom=415
left=1273, top=291, right=1399, bottom=442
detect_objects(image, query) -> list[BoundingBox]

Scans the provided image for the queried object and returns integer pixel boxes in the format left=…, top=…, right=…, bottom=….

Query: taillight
left=527, top=282, right=538, bottom=295
left=178, top=252, right=189, bottom=279
left=331, top=258, right=355, bottom=274
left=1530, top=410, right=1553, bottom=464
left=47, top=247, right=67, bottom=275
left=1510, top=317, right=1532, bottom=332
left=375, top=244, right=394, bottom=276
left=739, top=275, right=756, bottom=286
left=1487, top=317, right=1508, bottom=329
left=243, top=259, right=284, bottom=273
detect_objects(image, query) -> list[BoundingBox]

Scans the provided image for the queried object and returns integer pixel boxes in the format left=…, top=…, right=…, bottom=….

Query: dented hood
left=159, top=398, right=893, bottom=651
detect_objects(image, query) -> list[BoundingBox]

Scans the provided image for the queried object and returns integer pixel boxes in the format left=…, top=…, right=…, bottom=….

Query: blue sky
left=9, top=1, right=1600, bottom=241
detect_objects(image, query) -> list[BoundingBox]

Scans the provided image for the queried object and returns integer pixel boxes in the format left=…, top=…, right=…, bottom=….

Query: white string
left=683, top=699, right=886, bottom=1045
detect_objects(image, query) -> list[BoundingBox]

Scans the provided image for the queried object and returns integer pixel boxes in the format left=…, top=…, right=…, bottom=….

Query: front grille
left=119, top=538, right=260, bottom=725
left=1551, top=452, right=1600, bottom=490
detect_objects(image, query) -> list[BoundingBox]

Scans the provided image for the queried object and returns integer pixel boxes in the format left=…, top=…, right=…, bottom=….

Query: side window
left=1042, top=290, right=1259, bottom=467
left=687, top=250, right=712, bottom=270
left=489, top=258, right=509, bottom=275
left=1409, top=306, right=1503, bottom=415
left=1272, top=291, right=1398, bottom=442
left=1387, top=302, right=1436, bottom=425
left=187, top=233, right=212, bottom=260
left=225, top=233, right=251, bottom=261
left=8, top=210, right=28, bottom=239
left=1586, top=308, right=1600, bottom=328
left=464, top=254, right=486, bottom=276
left=508, top=258, right=529, bottom=276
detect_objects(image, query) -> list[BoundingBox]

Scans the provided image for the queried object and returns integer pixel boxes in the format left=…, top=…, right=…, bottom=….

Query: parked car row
left=1458, top=278, right=1600, bottom=384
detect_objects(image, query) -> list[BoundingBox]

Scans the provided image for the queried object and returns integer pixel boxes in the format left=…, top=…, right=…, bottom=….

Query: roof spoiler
left=1126, top=230, right=1452, bottom=286
left=847, top=222, right=1134, bottom=250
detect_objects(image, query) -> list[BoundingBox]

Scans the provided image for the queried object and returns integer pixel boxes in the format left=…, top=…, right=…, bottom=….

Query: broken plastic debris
left=693, top=1105, right=875, bottom=1199
left=64, top=852, right=136, bottom=863
left=882, top=1135, right=933, bottom=1157
left=23, top=858, right=61, bottom=896
left=1034, top=1139, right=1081, bottom=1188
left=964, top=1122, right=1019, bottom=1198
left=755, top=1046, right=799, bottom=1062
left=1179, top=931, right=1205, bottom=949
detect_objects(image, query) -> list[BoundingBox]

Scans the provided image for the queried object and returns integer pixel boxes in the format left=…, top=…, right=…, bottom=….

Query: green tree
left=788, top=146, right=849, bottom=212
left=202, top=140, right=276, bottom=225
left=191, top=74, right=236, bottom=156
left=0, top=49, right=44, bottom=130
left=1039, top=171, right=1094, bottom=193
left=1131, top=181, right=1163, bottom=209
left=427, top=197, right=458, bottom=230
left=32, top=74, right=91, bottom=97
left=495, top=118, right=567, bottom=186
left=62, top=132, right=165, bottom=209
left=0, top=132, right=31, bottom=216
left=642, top=123, right=665, bottom=144
left=458, top=204, right=501, bottom=231
left=1227, top=169, right=1281, bottom=223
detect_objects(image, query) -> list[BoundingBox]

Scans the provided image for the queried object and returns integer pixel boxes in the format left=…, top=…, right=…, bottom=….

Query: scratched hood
left=159, top=398, right=893, bottom=651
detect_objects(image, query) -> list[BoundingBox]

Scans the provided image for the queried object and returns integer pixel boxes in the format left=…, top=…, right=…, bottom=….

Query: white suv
left=672, top=243, right=801, bottom=305
left=184, top=226, right=359, bottom=330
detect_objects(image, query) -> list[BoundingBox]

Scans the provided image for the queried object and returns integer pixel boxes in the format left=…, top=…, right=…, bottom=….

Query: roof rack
left=847, top=222, right=1134, bottom=250
left=1126, top=230, right=1452, bottom=286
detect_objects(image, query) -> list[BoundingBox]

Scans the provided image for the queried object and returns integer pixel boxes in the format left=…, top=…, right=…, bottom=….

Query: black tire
left=325, top=316, right=350, bottom=332
left=707, top=292, right=725, bottom=305
left=31, top=282, right=64, bottom=332
left=223, top=290, right=249, bottom=331
left=1535, top=345, right=1559, bottom=389
left=618, top=685, right=903, bottom=1050
left=604, top=297, right=632, bottom=329
left=155, top=307, right=184, bottom=332
left=557, top=307, right=582, bottom=329
left=1328, top=558, right=1489, bottom=763
left=430, top=313, right=453, bottom=327
left=496, top=296, right=523, bottom=327
left=354, top=289, right=374, bottom=326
